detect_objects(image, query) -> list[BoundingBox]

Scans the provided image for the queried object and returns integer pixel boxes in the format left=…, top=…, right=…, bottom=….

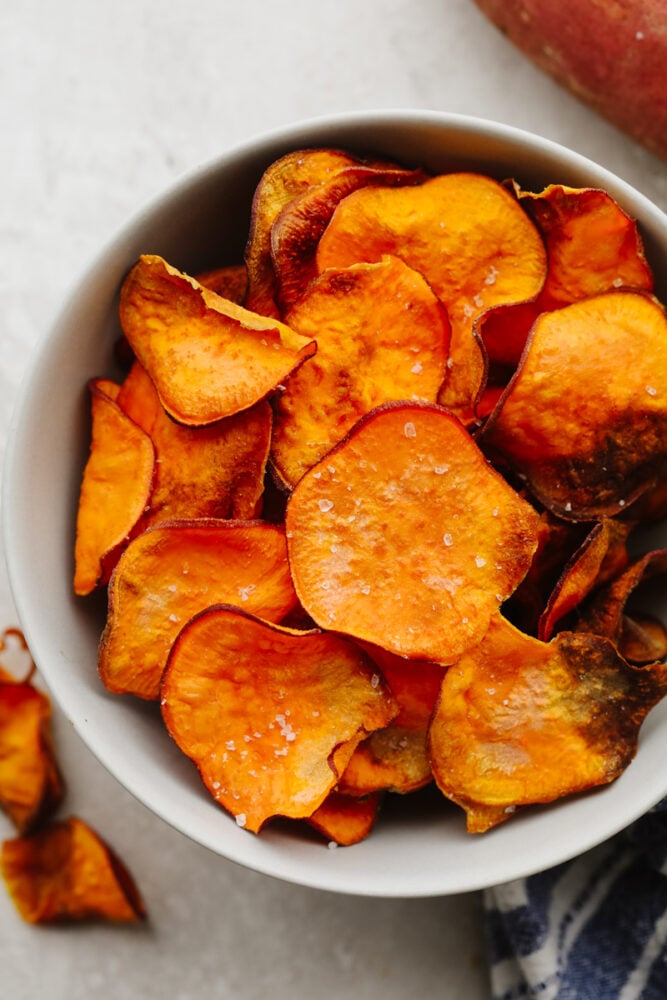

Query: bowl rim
left=4, top=108, right=667, bottom=897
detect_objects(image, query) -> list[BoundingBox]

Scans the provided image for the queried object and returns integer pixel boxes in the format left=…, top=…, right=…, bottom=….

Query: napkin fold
left=484, top=799, right=667, bottom=1000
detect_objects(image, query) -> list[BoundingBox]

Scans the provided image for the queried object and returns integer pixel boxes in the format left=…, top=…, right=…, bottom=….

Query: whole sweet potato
left=472, top=0, right=667, bottom=160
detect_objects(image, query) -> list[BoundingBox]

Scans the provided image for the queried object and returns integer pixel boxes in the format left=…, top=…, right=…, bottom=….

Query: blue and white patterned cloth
left=484, top=799, right=667, bottom=999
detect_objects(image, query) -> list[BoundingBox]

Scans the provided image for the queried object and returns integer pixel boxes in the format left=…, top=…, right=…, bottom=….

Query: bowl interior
left=4, top=110, right=667, bottom=897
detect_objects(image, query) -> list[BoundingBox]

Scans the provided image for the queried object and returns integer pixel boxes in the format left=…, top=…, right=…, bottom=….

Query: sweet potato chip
left=307, top=790, right=382, bottom=846
left=195, top=262, right=248, bottom=303
left=338, top=647, right=444, bottom=795
left=479, top=184, right=654, bottom=369
left=271, top=255, right=451, bottom=486
left=119, top=254, right=316, bottom=425
left=99, top=520, right=298, bottom=700
left=271, top=163, right=424, bottom=312
left=160, top=606, right=396, bottom=832
left=539, top=518, right=632, bottom=640
left=0, top=666, right=64, bottom=834
left=73, top=378, right=155, bottom=596
left=1, top=816, right=145, bottom=923
left=286, top=402, right=540, bottom=662
left=429, top=612, right=667, bottom=832
left=316, top=173, right=546, bottom=417
left=619, top=615, right=667, bottom=666
left=245, top=148, right=360, bottom=317
left=116, top=362, right=272, bottom=523
left=481, top=291, right=667, bottom=519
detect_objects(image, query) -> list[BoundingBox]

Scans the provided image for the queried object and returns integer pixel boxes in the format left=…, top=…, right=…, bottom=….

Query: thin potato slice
left=99, top=520, right=298, bottom=700
left=481, top=291, right=667, bottom=519
left=271, top=163, right=424, bottom=312
left=0, top=672, right=64, bottom=833
left=286, top=402, right=540, bottom=663
left=338, top=647, right=444, bottom=795
left=117, top=362, right=272, bottom=523
left=316, top=173, right=546, bottom=417
left=539, top=518, right=632, bottom=640
left=429, top=613, right=667, bottom=833
left=245, top=148, right=360, bottom=317
left=307, top=790, right=382, bottom=846
left=73, top=378, right=155, bottom=595
left=271, top=256, right=451, bottom=486
left=119, top=254, right=316, bottom=425
left=160, top=606, right=396, bottom=832
left=1, top=817, right=145, bottom=923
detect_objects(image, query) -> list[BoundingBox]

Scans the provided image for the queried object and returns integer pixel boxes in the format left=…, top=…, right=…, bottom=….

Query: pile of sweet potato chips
left=0, top=629, right=145, bottom=922
left=73, top=147, right=667, bottom=843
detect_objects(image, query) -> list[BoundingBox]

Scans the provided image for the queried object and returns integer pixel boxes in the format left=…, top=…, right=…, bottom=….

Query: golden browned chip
left=338, top=647, right=444, bottom=795
left=480, top=291, right=667, bottom=519
left=316, top=173, right=546, bottom=418
left=619, top=615, right=667, bottom=666
left=245, top=148, right=361, bottom=317
left=118, top=254, right=316, bottom=425
left=271, top=163, right=425, bottom=312
left=99, top=519, right=299, bottom=700
left=428, top=612, right=667, bottom=832
left=271, top=255, right=451, bottom=486
left=116, top=362, right=272, bottom=524
left=73, top=378, right=155, bottom=596
left=160, top=606, right=396, bottom=832
left=574, top=549, right=667, bottom=652
left=0, top=669, right=64, bottom=834
left=539, top=518, right=632, bottom=640
left=307, top=790, right=382, bottom=846
left=286, top=401, right=540, bottom=663
left=1, top=816, right=146, bottom=923
left=195, top=263, right=248, bottom=303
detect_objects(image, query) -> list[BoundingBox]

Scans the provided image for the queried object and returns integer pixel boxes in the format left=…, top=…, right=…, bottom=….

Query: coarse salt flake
left=318, top=498, right=334, bottom=512
left=443, top=533, right=454, bottom=547
left=411, top=361, right=423, bottom=374
left=475, top=555, right=486, bottom=568
left=403, top=421, right=417, bottom=438
left=235, top=813, right=247, bottom=827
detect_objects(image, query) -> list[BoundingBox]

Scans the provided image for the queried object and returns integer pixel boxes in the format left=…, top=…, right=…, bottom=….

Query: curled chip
left=195, top=263, right=248, bottom=303
left=245, top=148, right=361, bottom=317
left=338, top=647, right=444, bottom=796
left=99, top=520, right=298, bottom=700
left=0, top=634, right=64, bottom=833
left=270, top=162, right=424, bottom=312
left=539, top=518, right=631, bottom=641
left=575, top=549, right=667, bottom=663
left=160, top=606, right=396, bottom=833
left=1, top=816, right=145, bottom=923
left=481, top=291, right=667, bottom=519
left=428, top=613, right=667, bottom=833
left=286, top=401, right=540, bottom=663
left=119, top=254, right=316, bottom=425
left=307, top=790, right=382, bottom=846
left=116, top=362, right=272, bottom=524
left=271, top=255, right=451, bottom=486
left=480, top=183, right=654, bottom=369
left=74, top=378, right=155, bottom=595
left=316, top=172, right=547, bottom=417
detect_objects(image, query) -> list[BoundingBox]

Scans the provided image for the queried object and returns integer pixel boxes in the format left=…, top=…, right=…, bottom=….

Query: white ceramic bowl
left=4, top=110, right=667, bottom=897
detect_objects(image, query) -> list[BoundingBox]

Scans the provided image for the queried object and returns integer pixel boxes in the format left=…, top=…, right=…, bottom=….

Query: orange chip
left=338, top=647, right=444, bottom=795
left=286, top=402, right=540, bottom=663
left=245, top=148, right=361, bottom=317
left=481, top=291, right=667, bottom=519
left=307, top=790, right=382, bottom=846
left=0, top=671, right=64, bottom=834
left=195, top=262, right=248, bottom=303
left=316, top=173, right=546, bottom=418
left=117, top=362, right=272, bottom=523
left=160, top=606, right=396, bottom=832
left=99, top=520, right=299, bottom=700
left=1, top=816, right=145, bottom=923
left=271, top=162, right=425, bottom=312
left=271, top=255, right=451, bottom=486
left=619, top=615, right=667, bottom=666
left=73, top=378, right=155, bottom=595
left=118, top=254, right=316, bottom=425
left=428, top=612, right=667, bottom=832
left=539, top=518, right=632, bottom=640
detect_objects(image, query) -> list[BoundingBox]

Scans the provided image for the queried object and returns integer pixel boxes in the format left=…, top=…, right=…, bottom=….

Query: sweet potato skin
left=472, top=0, right=667, bottom=160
